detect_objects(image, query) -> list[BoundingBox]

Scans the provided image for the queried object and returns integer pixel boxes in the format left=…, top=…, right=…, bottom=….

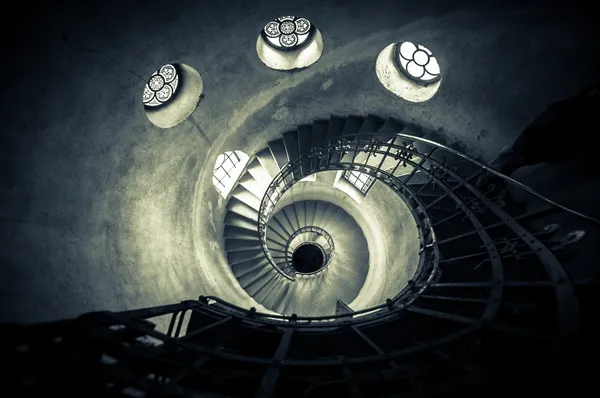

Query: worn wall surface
left=0, top=0, right=597, bottom=323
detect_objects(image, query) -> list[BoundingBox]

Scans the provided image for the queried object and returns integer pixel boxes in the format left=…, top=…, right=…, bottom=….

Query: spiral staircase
left=4, top=114, right=599, bottom=397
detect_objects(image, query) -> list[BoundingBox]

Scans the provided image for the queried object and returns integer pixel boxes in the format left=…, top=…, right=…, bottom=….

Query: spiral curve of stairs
left=6, top=112, right=597, bottom=397
left=223, top=115, right=404, bottom=315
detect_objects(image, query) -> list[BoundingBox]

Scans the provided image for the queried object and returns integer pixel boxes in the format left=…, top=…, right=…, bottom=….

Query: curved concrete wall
left=1, top=0, right=597, bottom=322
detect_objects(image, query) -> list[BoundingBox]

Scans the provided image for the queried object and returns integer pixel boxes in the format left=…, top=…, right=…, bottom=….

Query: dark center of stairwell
left=291, top=243, right=325, bottom=273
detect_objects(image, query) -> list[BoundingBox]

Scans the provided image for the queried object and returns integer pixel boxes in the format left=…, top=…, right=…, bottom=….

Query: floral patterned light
left=143, top=64, right=179, bottom=107
left=262, top=16, right=314, bottom=50
left=395, top=42, right=441, bottom=84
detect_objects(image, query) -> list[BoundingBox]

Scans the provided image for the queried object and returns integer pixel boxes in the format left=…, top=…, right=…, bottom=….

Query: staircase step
left=227, top=248, right=264, bottom=265
left=305, top=200, right=317, bottom=226
left=405, top=125, right=434, bottom=155
left=297, top=124, right=313, bottom=157
left=341, top=115, right=364, bottom=139
left=226, top=197, right=259, bottom=221
left=231, top=257, right=269, bottom=278
left=293, top=202, right=306, bottom=229
left=324, top=115, right=346, bottom=166
left=358, top=114, right=384, bottom=134
left=266, top=221, right=290, bottom=245
left=377, top=117, right=405, bottom=150
left=268, top=138, right=288, bottom=170
left=282, top=130, right=300, bottom=162
left=311, top=120, right=329, bottom=149
left=330, top=116, right=364, bottom=163
left=378, top=117, right=405, bottom=137
left=264, top=280, right=289, bottom=312
left=270, top=255, right=287, bottom=265
left=283, top=205, right=301, bottom=231
left=314, top=234, right=329, bottom=249
left=270, top=215, right=293, bottom=237
left=297, top=201, right=308, bottom=227
left=325, top=115, right=345, bottom=145
left=272, top=212, right=295, bottom=236
left=282, top=130, right=301, bottom=180
left=339, top=115, right=383, bottom=165
left=253, top=274, right=281, bottom=305
left=238, top=262, right=276, bottom=297
left=312, top=201, right=328, bottom=228
left=267, top=236, right=287, bottom=249
left=242, top=267, right=276, bottom=295
left=224, top=212, right=256, bottom=230
left=231, top=184, right=261, bottom=211
left=225, top=238, right=262, bottom=252
left=238, top=172, right=267, bottom=200
left=271, top=283, right=290, bottom=314
left=224, top=225, right=258, bottom=240
left=319, top=206, right=344, bottom=232
left=246, top=158, right=272, bottom=188
left=269, top=246, right=288, bottom=256
left=277, top=261, right=295, bottom=278
left=256, top=148, right=280, bottom=179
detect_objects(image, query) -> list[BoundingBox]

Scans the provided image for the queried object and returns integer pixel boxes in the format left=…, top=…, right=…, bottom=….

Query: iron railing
left=282, top=226, right=335, bottom=274
left=256, top=131, right=597, bottom=334
left=6, top=131, right=599, bottom=397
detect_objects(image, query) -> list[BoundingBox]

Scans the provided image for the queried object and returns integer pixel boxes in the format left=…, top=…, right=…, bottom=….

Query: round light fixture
left=261, top=16, right=315, bottom=51
left=143, top=64, right=180, bottom=108
left=142, top=63, right=203, bottom=128
left=376, top=42, right=442, bottom=103
left=395, top=41, right=441, bottom=85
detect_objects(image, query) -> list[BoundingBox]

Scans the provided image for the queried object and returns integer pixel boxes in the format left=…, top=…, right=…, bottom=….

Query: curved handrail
left=253, top=130, right=596, bottom=321
left=14, top=131, right=593, bottom=396
left=391, top=133, right=600, bottom=225
left=283, top=226, right=335, bottom=273
left=256, top=143, right=438, bottom=293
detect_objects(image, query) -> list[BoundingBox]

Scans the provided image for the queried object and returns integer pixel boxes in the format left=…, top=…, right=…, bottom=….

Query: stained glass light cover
left=143, top=64, right=180, bottom=107
left=262, top=16, right=314, bottom=50
left=395, top=41, right=441, bottom=84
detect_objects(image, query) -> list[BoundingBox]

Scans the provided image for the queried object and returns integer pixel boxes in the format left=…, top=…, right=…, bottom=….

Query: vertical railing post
left=256, top=323, right=295, bottom=398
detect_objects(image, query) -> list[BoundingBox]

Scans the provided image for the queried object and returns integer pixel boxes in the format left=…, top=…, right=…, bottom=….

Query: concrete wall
left=1, top=0, right=597, bottom=323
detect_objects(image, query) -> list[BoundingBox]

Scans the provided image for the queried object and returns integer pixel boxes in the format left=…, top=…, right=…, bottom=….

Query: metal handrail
left=253, top=130, right=597, bottom=323
left=283, top=226, right=335, bottom=273
left=257, top=148, right=437, bottom=299
left=10, top=132, right=595, bottom=398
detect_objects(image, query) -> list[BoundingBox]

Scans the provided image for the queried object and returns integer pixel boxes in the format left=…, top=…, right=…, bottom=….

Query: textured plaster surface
left=0, top=0, right=597, bottom=323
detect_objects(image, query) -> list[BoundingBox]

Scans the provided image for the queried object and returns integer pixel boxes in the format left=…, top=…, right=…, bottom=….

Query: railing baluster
left=401, top=147, right=436, bottom=183
left=257, top=327, right=294, bottom=398
left=341, top=363, right=362, bottom=398
left=179, top=315, right=233, bottom=341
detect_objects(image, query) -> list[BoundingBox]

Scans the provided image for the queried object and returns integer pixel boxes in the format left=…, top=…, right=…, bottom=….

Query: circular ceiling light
left=395, top=41, right=441, bottom=84
left=376, top=42, right=442, bottom=103
left=143, top=64, right=180, bottom=108
left=256, top=15, right=323, bottom=71
left=142, top=63, right=203, bottom=129
left=262, top=16, right=315, bottom=51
